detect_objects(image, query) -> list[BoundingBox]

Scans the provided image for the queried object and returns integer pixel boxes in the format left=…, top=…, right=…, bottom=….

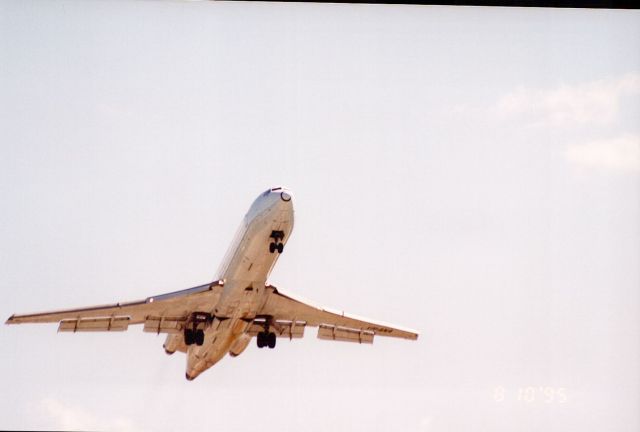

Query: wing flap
left=58, top=316, right=130, bottom=332
left=247, top=319, right=306, bottom=339
left=143, top=316, right=187, bottom=334
left=317, top=324, right=374, bottom=344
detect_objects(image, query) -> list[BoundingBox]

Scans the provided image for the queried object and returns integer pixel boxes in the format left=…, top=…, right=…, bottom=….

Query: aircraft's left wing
left=6, top=281, right=223, bottom=333
left=259, top=285, right=419, bottom=343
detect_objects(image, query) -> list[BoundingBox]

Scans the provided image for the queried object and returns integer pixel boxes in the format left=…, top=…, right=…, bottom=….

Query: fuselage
left=181, top=187, right=294, bottom=379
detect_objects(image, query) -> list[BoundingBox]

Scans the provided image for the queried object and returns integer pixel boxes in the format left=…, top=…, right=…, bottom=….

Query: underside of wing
left=259, top=285, right=419, bottom=343
left=6, top=281, right=223, bottom=333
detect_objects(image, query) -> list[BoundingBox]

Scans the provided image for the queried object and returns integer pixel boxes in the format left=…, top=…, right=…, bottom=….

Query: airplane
left=6, top=187, right=419, bottom=380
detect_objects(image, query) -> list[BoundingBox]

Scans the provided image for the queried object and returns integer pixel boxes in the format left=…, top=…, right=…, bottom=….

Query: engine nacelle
left=228, top=334, right=252, bottom=357
left=163, top=333, right=181, bottom=355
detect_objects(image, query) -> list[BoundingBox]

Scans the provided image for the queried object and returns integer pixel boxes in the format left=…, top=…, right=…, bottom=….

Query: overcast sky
left=1, top=2, right=639, bottom=431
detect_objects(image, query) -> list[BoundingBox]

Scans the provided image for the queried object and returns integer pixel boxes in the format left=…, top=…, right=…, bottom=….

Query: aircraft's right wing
left=258, top=285, right=419, bottom=343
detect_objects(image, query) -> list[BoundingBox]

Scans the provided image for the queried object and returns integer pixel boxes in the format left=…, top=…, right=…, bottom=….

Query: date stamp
left=493, top=386, right=568, bottom=404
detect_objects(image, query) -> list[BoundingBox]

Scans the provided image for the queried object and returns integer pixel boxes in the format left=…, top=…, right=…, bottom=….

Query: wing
left=5, top=281, right=223, bottom=333
left=257, top=285, right=419, bottom=343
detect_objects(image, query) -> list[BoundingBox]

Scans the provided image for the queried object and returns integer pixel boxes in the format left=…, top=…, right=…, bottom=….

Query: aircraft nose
left=280, top=189, right=292, bottom=202
left=269, top=186, right=293, bottom=203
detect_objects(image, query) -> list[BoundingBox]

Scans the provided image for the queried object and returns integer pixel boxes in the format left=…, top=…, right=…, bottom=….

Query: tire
left=269, top=242, right=276, bottom=253
left=277, top=243, right=284, bottom=254
left=195, top=329, right=205, bottom=346
left=257, top=332, right=265, bottom=348
left=267, top=332, right=276, bottom=349
left=184, top=329, right=194, bottom=346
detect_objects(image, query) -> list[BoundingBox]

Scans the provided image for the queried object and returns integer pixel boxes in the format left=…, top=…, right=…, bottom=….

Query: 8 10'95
left=493, top=386, right=568, bottom=404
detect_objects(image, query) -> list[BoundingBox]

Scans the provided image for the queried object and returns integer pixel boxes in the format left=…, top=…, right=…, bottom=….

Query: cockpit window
left=270, top=187, right=282, bottom=192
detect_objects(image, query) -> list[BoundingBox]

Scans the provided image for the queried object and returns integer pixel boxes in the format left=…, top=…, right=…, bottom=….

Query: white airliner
left=6, top=187, right=418, bottom=380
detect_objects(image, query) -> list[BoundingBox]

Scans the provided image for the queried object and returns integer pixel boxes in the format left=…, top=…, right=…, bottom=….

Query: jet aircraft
left=6, top=187, right=418, bottom=380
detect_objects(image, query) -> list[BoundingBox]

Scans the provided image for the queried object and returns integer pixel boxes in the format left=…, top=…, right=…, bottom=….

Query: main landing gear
left=269, top=230, right=285, bottom=254
left=184, top=328, right=205, bottom=346
left=184, top=312, right=210, bottom=347
left=256, top=331, right=276, bottom=349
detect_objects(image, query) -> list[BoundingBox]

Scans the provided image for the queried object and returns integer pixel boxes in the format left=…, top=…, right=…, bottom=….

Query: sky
left=1, top=1, right=639, bottom=431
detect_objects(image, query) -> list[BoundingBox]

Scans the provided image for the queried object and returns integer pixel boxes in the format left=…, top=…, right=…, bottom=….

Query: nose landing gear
left=269, top=230, right=285, bottom=254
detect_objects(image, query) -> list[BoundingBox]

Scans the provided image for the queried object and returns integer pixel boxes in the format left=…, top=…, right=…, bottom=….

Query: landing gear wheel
left=184, top=329, right=195, bottom=346
left=257, top=331, right=266, bottom=348
left=195, top=329, right=205, bottom=346
left=270, top=231, right=285, bottom=254
left=267, top=332, right=276, bottom=349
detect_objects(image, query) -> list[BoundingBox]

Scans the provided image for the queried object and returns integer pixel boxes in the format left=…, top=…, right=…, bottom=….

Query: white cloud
left=494, top=73, right=640, bottom=127
left=40, top=397, right=142, bottom=432
left=566, top=134, right=640, bottom=173
left=419, top=416, right=434, bottom=431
